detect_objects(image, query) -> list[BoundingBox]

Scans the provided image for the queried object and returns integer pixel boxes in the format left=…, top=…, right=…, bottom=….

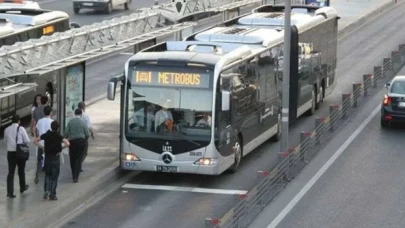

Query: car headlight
left=194, top=158, right=218, bottom=166
left=124, top=153, right=141, bottom=161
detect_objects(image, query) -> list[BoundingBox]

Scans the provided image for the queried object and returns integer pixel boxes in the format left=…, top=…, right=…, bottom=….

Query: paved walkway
left=0, top=0, right=397, bottom=227
left=0, top=98, right=120, bottom=228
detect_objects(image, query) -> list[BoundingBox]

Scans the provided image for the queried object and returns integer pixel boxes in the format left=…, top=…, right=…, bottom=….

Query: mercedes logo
left=162, top=153, right=173, bottom=164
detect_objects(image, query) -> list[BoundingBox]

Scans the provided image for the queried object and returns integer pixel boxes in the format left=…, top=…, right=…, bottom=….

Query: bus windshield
left=125, top=65, right=214, bottom=150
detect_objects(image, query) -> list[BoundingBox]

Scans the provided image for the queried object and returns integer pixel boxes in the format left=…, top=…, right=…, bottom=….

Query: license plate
left=399, top=102, right=405, bottom=107
left=83, top=3, right=93, bottom=6
left=156, top=165, right=178, bottom=173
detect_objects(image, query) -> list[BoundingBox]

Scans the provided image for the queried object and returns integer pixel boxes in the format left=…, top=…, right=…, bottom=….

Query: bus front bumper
left=121, top=159, right=220, bottom=175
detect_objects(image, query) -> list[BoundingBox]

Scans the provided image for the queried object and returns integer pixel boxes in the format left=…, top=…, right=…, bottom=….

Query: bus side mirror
left=107, top=81, right=117, bottom=100
left=107, top=74, right=125, bottom=100
left=221, top=91, right=230, bottom=111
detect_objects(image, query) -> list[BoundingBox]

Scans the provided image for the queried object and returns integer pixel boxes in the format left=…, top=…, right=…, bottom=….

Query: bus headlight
left=124, top=153, right=141, bottom=161
left=194, top=158, right=218, bottom=166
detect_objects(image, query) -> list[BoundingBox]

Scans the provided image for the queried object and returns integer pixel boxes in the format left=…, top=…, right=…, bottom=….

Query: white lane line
left=120, top=53, right=134, bottom=56
left=103, top=13, right=127, bottom=20
left=122, top=184, right=248, bottom=195
left=266, top=104, right=381, bottom=228
left=38, top=0, right=61, bottom=4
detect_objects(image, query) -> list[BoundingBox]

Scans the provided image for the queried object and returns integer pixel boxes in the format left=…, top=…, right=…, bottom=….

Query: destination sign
left=132, top=71, right=210, bottom=89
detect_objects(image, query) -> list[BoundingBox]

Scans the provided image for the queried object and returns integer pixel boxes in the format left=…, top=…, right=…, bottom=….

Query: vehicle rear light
left=385, top=115, right=392, bottom=120
left=383, top=94, right=391, bottom=106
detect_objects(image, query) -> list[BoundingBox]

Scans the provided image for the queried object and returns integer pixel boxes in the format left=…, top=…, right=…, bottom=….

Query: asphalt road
left=254, top=65, right=405, bottom=228
left=59, top=2, right=405, bottom=228
left=37, top=0, right=159, bottom=26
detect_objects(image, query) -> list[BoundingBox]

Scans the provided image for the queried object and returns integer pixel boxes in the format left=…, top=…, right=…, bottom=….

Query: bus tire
left=316, top=84, right=324, bottom=110
left=230, top=138, right=242, bottom=173
left=306, top=88, right=316, bottom=116
left=272, top=112, right=282, bottom=142
left=124, top=0, right=130, bottom=10
left=105, top=2, right=112, bottom=14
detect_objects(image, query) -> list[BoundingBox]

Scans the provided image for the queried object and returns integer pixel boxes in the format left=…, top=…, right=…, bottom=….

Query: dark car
left=381, top=76, right=405, bottom=127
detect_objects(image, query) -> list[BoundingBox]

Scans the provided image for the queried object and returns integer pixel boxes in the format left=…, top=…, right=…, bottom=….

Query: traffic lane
left=73, top=3, right=405, bottom=228
left=39, top=0, right=159, bottom=26
left=62, top=173, right=243, bottom=228
left=67, top=4, right=404, bottom=225
left=277, top=111, right=405, bottom=228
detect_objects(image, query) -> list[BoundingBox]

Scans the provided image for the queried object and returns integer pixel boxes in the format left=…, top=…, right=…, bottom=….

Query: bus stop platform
left=0, top=0, right=400, bottom=227
left=0, top=97, right=134, bottom=228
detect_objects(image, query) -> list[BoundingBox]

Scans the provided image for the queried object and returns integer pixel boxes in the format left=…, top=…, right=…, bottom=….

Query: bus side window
left=218, top=76, right=231, bottom=127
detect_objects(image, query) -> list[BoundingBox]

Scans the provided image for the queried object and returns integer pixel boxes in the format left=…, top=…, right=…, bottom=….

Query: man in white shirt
left=196, top=113, right=212, bottom=127
left=4, top=115, right=30, bottom=198
left=34, top=105, right=54, bottom=184
left=155, top=100, right=174, bottom=132
left=78, top=102, right=94, bottom=167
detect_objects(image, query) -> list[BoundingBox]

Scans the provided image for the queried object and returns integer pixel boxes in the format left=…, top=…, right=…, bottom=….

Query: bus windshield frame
left=124, top=64, right=215, bottom=151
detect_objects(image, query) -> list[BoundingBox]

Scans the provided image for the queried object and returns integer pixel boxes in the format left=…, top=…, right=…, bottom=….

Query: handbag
left=16, top=126, right=30, bottom=160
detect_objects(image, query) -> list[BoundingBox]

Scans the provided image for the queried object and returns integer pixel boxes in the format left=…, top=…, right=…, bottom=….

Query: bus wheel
left=272, top=113, right=282, bottom=142
left=230, top=140, right=242, bottom=173
left=124, top=0, right=130, bottom=10
left=306, top=88, right=316, bottom=116
left=105, top=2, right=112, bottom=14
left=316, top=85, right=323, bottom=110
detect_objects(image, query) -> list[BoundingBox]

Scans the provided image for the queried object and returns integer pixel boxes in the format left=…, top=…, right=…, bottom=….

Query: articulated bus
left=0, top=6, right=79, bottom=47
left=106, top=5, right=339, bottom=175
left=185, top=4, right=339, bottom=124
left=0, top=4, right=81, bottom=127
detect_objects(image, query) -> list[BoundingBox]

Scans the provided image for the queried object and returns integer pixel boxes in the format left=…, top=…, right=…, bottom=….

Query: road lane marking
left=103, top=13, right=127, bottom=20
left=122, top=184, right=248, bottom=195
left=266, top=104, right=381, bottom=228
left=38, top=0, right=61, bottom=4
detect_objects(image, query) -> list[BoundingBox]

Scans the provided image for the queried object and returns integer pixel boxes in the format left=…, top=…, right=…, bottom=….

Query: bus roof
left=190, top=26, right=283, bottom=47
left=0, top=0, right=40, bottom=10
left=128, top=51, right=223, bottom=68
left=0, top=18, right=14, bottom=36
left=238, top=6, right=338, bottom=31
left=0, top=8, right=68, bottom=29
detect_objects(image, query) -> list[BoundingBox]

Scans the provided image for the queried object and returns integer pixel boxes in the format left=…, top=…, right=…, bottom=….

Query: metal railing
left=0, top=0, right=272, bottom=77
left=204, top=44, right=405, bottom=228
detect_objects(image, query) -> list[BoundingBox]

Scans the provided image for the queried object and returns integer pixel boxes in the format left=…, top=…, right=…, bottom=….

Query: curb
left=337, top=0, right=400, bottom=39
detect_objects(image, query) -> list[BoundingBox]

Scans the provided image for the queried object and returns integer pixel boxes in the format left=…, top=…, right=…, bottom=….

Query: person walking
left=30, top=94, right=42, bottom=137
left=34, top=121, right=69, bottom=201
left=64, top=109, right=89, bottom=183
left=34, top=105, right=53, bottom=184
left=77, top=102, right=94, bottom=169
left=4, top=115, right=30, bottom=198
left=32, top=96, right=49, bottom=183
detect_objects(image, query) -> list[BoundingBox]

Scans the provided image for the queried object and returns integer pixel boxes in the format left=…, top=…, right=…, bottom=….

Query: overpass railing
left=0, top=0, right=277, bottom=77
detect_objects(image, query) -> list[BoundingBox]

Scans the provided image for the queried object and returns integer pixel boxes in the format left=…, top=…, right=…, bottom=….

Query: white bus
left=0, top=6, right=79, bottom=47
left=186, top=4, right=339, bottom=124
left=106, top=5, right=338, bottom=175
